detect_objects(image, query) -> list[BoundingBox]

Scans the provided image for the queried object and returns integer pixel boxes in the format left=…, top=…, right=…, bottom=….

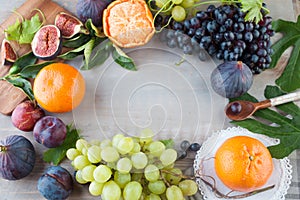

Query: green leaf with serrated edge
left=4, top=19, right=21, bottom=41
left=19, top=61, right=55, bottom=78
left=112, top=45, right=137, bottom=71
left=160, top=139, right=174, bottom=149
left=5, top=76, right=34, bottom=100
left=8, top=52, right=37, bottom=75
left=43, top=125, right=80, bottom=165
left=270, top=16, right=300, bottom=92
left=63, top=34, right=91, bottom=48
left=231, top=85, right=300, bottom=158
left=19, top=14, right=43, bottom=44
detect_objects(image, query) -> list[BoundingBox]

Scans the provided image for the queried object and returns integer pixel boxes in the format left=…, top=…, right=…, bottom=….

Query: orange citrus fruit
left=214, top=136, right=273, bottom=192
left=103, top=0, right=155, bottom=48
left=33, top=63, right=85, bottom=113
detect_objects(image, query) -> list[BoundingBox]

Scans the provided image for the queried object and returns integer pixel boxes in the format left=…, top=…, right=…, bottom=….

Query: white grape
left=82, top=164, right=96, bottom=182
left=93, top=165, right=112, bottom=183
left=76, top=138, right=90, bottom=152
left=148, top=180, right=166, bottom=195
left=117, top=157, right=132, bottom=174
left=102, top=181, right=121, bottom=200
left=112, top=134, right=125, bottom=148
left=73, top=155, right=91, bottom=170
left=131, top=152, right=148, bottom=169
left=75, top=170, right=88, bottom=184
left=178, top=180, right=198, bottom=196
left=117, top=137, right=134, bottom=154
left=89, top=181, right=104, bottom=196
left=166, top=185, right=184, bottom=200
left=123, top=181, right=143, bottom=200
left=171, top=6, right=186, bottom=22
left=114, top=171, right=131, bottom=189
left=101, top=146, right=120, bottom=163
left=87, top=145, right=102, bottom=163
left=139, top=128, right=154, bottom=146
left=66, top=148, right=81, bottom=160
left=148, top=141, right=165, bottom=157
left=144, top=164, right=160, bottom=182
left=100, top=139, right=112, bottom=149
left=160, top=148, right=177, bottom=166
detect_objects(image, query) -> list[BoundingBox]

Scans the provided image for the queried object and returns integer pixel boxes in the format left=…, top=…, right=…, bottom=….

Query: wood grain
left=0, top=0, right=69, bottom=115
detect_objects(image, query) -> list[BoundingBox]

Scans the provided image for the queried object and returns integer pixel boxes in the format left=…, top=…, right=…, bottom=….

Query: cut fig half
left=31, top=25, right=62, bottom=60
left=1, top=38, right=18, bottom=65
left=55, top=12, right=89, bottom=39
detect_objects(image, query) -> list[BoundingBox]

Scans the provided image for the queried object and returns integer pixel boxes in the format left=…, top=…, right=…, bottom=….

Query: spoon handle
left=270, top=91, right=300, bottom=106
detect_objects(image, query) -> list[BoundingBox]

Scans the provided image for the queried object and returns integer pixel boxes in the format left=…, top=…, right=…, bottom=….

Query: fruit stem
left=0, top=145, right=7, bottom=152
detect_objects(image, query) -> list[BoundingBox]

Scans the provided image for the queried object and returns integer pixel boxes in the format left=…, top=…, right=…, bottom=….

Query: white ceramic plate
left=194, top=126, right=292, bottom=200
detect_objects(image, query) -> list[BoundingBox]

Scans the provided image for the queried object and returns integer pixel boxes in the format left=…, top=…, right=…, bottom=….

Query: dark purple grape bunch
left=156, top=4, right=275, bottom=74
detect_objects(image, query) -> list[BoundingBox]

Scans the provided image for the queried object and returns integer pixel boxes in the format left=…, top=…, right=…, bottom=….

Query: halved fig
left=31, top=25, right=62, bottom=60
left=55, top=12, right=88, bottom=39
left=1, top=39, right=18, bottom=65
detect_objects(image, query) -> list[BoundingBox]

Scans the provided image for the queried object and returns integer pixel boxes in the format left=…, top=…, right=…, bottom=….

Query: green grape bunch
left=66, top=129, right=199, bottom=199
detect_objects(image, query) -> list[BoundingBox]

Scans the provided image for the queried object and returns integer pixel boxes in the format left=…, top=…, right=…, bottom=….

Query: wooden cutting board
left=0, top=0, right=70, bottom=115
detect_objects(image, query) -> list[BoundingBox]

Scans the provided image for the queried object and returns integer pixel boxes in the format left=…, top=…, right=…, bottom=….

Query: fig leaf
left=270, top=16, right=300, bottom=92
left=43, top=124, right=80, bottom=165
left=231, top=85, right=300, bottom=158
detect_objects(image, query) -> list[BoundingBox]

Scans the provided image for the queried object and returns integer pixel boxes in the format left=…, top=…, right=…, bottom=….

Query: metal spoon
left=225, top=91, right=300, bottom=121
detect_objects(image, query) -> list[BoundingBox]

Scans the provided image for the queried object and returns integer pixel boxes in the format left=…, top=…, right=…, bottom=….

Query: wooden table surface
left=0, top=0, right=299, bottom=200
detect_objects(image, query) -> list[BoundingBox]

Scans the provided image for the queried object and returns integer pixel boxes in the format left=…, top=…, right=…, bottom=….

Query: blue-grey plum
left=38, top=166, right=73, bottom=200
left=33, top=116, right=67, bottom=148
left=0, top=135, right=36, bottom=180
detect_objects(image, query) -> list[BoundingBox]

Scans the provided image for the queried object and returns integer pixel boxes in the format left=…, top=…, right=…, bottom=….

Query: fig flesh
left=76, top=0, right=112, bottom=27
left=0, top=135, right=36, bottom=180
left=31, top=25, right=62, bottom=60
left=55, top=12, right=87, bottom=38
left=210, top=61, right=253, bottom=98
left=1, top=38, right=17, bottom=65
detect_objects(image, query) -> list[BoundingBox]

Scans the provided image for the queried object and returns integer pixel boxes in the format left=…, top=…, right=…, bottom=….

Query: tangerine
left=103, top=0, right=155, bottom=48
left=33, top=63, right=85, bottom=113
left=214, top=136, right=273, bottom=192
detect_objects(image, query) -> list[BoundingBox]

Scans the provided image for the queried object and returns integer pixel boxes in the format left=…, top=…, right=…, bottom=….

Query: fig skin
left=76, top=0, right=112, bottom=27
left=0, top=135, right=36, bottom=180
left=33, top=116, right=67, bottom=148
left=210, top=61, right=253, bottom=98
left=38, top=166, right=73, bottom=200
left=11, top=100, right=45, bottom=132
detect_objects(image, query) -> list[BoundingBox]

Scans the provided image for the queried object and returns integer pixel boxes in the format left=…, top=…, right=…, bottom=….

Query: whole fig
left=33, top=116, right=67, bottom=148
left=11, top=100, right=45, bottom=132
left=38, top=166, right=73, bottom=200
left=210, top=61, right=253, bottom=98
left=76, top=0, right=112, bottom=27
left=0, top=135, right=36, bottom=180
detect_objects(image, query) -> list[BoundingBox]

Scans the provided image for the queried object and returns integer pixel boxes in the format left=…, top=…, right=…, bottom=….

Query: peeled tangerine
left=214, top=136, right=274, bottom=192
left=103, top=0, right=155, bottom=48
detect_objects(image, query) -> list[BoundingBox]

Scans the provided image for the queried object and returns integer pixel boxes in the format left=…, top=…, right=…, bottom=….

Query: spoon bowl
left=225, top=91, right=300, bottom=121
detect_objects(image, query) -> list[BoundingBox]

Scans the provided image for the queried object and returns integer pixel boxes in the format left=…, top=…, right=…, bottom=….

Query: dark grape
left=180, top=140, right=191, bottom=151
left=230, top=102, right=242, bottom=114
left=189, top=143, right=201, bottom=152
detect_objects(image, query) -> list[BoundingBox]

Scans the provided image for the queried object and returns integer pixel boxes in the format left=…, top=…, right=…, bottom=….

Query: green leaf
left=8, top=52, right=37, bottom=75
left=19, top=61, right=55, bottom=78
left=112, top=45, right=137, bottom=71
left=83, top=38, right=95, bottom=68
left=63, top=34, right=91, bottom=48
left=85, top=19, right=105, bottom=38
left=5, top=19, right=21, bottom=41
left=43, top=125, right=80, bottom=165
left=58, top=43, right=87, bottom=60
left=270, top=16, right=300, bottom=92
left=160, top=139, right=174, bottom=149
left=5, top=13, right=43, bottom=44
left=81, top=40, right=112, bottom=70
left=231, top=85, right=300, bottom=158
left=5, top=76, right=34, bottom=100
